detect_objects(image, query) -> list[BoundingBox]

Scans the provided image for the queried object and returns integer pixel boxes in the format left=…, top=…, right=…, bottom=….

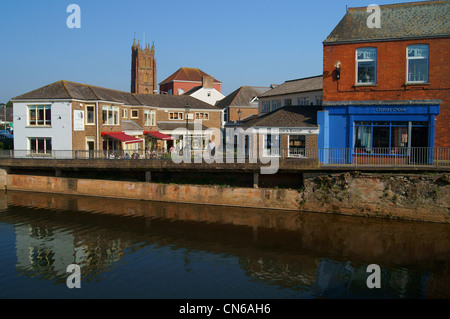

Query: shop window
left=407, top=44, right=429, bottom=83
left=356, top=47, right=377, bottom=84
left=354, top=121, right=428, bottom=154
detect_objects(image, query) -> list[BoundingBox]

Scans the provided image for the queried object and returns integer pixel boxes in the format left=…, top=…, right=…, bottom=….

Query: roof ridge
left=348, top=0, right=448, bottom=11
left=229, top=87, right=243, bottom=106
left=60, top=80, right=74, bottom=99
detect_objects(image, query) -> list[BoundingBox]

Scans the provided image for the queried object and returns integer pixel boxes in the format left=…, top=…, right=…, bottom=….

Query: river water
left=0, top=190, right=448, bottom=299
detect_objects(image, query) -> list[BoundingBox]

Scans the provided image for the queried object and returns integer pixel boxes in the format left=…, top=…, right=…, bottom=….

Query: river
left=0, top=190, right=448, bottom=299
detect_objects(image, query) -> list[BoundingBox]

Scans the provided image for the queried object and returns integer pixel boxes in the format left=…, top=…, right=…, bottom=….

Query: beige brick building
left=12, top=80, right=223, bottom=158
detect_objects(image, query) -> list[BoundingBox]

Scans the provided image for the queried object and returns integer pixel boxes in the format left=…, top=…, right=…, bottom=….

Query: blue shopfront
left=317, top=101, right=441, bottom=164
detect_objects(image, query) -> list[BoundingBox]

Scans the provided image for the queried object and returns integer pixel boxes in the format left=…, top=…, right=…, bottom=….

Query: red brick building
left=320, top=1, right=449, bottom=157
left=159, top=67, right=222, bottom=96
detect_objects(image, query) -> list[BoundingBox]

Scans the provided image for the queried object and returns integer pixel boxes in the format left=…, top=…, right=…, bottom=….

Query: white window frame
left=407, top=44, right=429, bottom=83
left=131, top=109, right=139, bottom=119
left=195, top=112, right=209, bottom=120
left=169, top=112, right=183, bottom=120
left=356, top=47, right=377, bottom=85
left=86, top=105, right=95, bottom=125
left=145, top=110, right=156, bottom=126
left=29, top=137, right=52, bottom=155
left=27, top=105, right=51, bottom=126
left=102, top=105, right=120, bottom=125
left=122, top=108, right=128, bottom=119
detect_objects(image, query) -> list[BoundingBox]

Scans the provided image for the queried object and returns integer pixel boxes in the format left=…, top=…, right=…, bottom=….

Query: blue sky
left=0, top=0, right=419, bottom=103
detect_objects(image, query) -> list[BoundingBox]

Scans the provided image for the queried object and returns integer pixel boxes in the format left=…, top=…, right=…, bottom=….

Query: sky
left=0, top=0, right=420, bottom=103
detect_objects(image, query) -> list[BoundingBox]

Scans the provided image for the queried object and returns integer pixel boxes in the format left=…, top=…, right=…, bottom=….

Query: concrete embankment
left=0, top=169, right=449, bottom=223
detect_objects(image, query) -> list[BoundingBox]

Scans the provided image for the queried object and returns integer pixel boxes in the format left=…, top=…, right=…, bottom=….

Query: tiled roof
left=216, top=86, right=271, bottom=109
left=159, top=67, right=221, bottom=85
left=240, top=105, right=322, bottom=128
left=135, top=93, right=221, bottom=110
left=122, top=120, right=143, bottom=131
left=258, top=76, right=323, bottom=98
left=324, top=1, right=450, bottom=44
left=12, top=80, right=221, bottom=110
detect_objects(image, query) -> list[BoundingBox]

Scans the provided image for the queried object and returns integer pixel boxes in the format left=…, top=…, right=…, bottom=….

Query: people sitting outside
left=124, top=153, right=130, bottom=159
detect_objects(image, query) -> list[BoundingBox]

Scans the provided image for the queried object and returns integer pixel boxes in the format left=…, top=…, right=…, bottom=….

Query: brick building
left=159, top=67, right=222, bottom=96
left=216, top=86, right=271, bottom=126
left=12, top=80, right=222, bottom=157
left=320, top=1, right=449, bottom=164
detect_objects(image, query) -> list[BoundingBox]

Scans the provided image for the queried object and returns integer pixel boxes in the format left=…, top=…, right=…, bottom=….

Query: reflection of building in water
left=313, top=259, right=354, bottom=298
left=239, top=256, right=316, bottom=289
left=14, top=223, right=124, bottom=281
left=15, top=225, right=75, bottom=279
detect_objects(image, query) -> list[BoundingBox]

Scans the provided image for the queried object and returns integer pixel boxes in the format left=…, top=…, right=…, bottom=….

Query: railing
left=0, top=147, right=449, bottom=168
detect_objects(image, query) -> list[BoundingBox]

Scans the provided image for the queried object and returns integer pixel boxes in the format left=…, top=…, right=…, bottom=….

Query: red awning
left=144, top=131, right=173, bottom=140
left=102, top=132, right=143, bottom=144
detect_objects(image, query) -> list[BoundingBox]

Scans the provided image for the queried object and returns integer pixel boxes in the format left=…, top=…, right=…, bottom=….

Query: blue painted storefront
left=317, top=102, right=440, bottom=164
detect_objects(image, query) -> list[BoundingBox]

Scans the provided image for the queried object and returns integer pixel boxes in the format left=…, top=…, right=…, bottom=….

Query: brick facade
left=323, top=38, right=450, bottom=147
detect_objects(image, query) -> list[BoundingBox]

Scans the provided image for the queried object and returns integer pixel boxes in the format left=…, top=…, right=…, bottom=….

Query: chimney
left=202, top=75, right=214, bottom=89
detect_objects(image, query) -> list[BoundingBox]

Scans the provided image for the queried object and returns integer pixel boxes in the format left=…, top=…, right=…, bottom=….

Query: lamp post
left=185, top=103, right=190, bottom=152
left=237, top=109, right=242, bottom=124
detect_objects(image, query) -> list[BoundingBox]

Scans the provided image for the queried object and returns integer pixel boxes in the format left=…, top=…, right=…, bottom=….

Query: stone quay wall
left=0, top=169, right=448, bottom=223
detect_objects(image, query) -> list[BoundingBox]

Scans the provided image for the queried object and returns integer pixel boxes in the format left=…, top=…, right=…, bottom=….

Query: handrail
left=0, top=147, right=449, bottom=168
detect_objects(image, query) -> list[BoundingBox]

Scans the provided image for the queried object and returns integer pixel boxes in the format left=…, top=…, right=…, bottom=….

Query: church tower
left=131, top=39, right=157, bottom=94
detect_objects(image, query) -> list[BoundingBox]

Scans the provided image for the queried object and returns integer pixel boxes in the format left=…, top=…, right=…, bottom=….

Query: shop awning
left=144, top=131, right=173, bottom=140
left=102, top=132, right=143, bottom=144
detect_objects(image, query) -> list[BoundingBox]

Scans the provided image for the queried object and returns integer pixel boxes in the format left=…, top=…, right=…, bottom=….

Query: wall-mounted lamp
left=335, top=61, right=341, bottom=80
left=17, top=117, right=21, bottom=120
left=58, top=116, right=62, bottom=119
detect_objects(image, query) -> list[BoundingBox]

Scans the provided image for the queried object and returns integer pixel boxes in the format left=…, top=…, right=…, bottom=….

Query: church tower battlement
left=131, top=38, right=157, bottom=94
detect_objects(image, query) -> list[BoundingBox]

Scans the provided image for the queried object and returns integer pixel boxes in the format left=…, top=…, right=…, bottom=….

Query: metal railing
left=0, top=147, right=449, bottom=168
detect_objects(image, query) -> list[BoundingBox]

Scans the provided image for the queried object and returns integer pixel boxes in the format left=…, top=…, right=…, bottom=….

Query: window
left=178, top=89, right=184, bottom=95
left=315, top=96, right=323, bottom=105
left=102, top=105, right=119, bottom=125
left=86, top=105, right=95, bottom=124
left=407, top=44, right=429, bottom=83
left=28, top=105, right=51, bottom=126
left=284, top=99, right=292, bottom=107
left=144, top=110, right=155, bottom=126
left=289, top=135, right=306, bottom=157
left=356, top=47, right=377, bottom=84
left=123, top=109, right=128, bottom=118
left=297, top=97, right=309, bottom=106
left=131, top=109, right=139, bottom=118
left=262, top=101, right=271, bottom=113
left=263, top=133, right=280, bottom=157
left=169, top=112, right=183, bottom=120
left=195, top=112, right=209, bottom=120
left=144, top=73, right=149, bottom=82
left=354, top=121, right=428, bottom=153
left=29, top=137, right=52, bottom=154
left=271, top=100, right=281, bottom=111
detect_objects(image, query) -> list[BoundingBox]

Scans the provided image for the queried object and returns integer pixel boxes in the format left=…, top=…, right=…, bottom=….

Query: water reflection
left=0, top=191, right=448, bottom=298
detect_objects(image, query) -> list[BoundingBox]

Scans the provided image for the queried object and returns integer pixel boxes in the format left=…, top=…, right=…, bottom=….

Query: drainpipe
left=96, top=102, right=99, bottom=152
